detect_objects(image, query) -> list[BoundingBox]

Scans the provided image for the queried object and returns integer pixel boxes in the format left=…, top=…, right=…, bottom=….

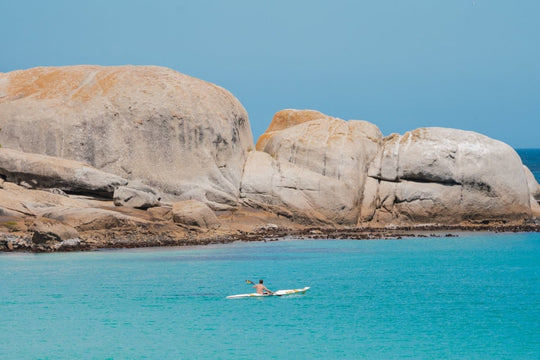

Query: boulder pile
left=0, top=65, right=538, bottom=251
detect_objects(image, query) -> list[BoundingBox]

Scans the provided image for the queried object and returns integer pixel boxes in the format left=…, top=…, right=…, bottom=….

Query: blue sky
left=1, top=0, right=539, bottom=148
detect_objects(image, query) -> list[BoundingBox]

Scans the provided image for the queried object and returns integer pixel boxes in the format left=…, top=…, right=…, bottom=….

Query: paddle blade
left=245, top=280, right=254, bottom=285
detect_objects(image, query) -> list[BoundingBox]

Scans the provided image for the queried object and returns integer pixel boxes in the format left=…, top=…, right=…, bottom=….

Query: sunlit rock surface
left=0, top=65, right=254, bottom=210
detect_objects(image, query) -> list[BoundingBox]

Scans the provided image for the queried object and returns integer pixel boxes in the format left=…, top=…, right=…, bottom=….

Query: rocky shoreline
left=2, top=221, right=539, bottom=253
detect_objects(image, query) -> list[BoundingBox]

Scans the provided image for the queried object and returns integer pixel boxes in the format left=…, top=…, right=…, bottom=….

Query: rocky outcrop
left=30, top=219, right=79, bottom=244
left=0, top=180, right=95, bottom=218
left=37, top=206, right=142, bottom=230
left=364, top=128, right=532, bottom=224
left=172, top=200, right=220, bottom=229
left=113, top=181, right=161, bottom=209
left=0, top=148, right=128, bottom=197
left=0, top=65, right=254, bottom=210
left=243, top=110, right=535, bottom=226
left=0, top=65, right=538, bottom=252
left=242, top=109, right=382, bottom=225
left=241, top=151, right=358, bottom=224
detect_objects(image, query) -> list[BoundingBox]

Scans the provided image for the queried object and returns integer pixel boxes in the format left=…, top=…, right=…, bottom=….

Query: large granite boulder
left=0, top=65, right=254, bottom=210
left=244, top=110, right=534, bottom=226
left=242, top=109, right=383, bottom=225
left=364, top=128, right=532, bottom=224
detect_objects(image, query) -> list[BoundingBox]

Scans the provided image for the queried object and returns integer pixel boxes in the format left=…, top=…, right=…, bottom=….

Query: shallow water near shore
left=1, top=234, right=539, bottom=359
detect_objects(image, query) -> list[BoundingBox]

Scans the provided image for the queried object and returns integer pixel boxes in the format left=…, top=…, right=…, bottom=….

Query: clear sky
left=1, top=0, right=539, bottom=148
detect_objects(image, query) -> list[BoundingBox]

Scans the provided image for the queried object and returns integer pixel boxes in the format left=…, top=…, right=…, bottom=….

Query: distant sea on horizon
left=518, top=148, right=540, bottom=182
left=0, top=149, right=539, bottom=359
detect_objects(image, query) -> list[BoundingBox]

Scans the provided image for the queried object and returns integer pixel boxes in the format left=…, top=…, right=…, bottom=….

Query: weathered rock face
left=364, top=128, right=532, bottom=224
left=172, top=200, right=220, bottom=229
left=113, top=182, right=161, bottom=209
left=0, top=65, right=254, bottom=209
left=242, top=109, right=383, bottom=225
left=37, top=206, right=143, bottom=231
left=241, top=151, right=356, bottom=224
left=0, top=148, right=128, bottom=197
left=0, top=180, right=95, bottom=218
left=30, top=219, right=79, bottom=244
left=243, top=110, right=534, bottom=225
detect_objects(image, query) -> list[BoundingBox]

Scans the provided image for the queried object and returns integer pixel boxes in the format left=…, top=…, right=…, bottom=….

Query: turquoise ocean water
left=0, top=149, right=538, bottom=359
left=1, top=236, right=539, bottom=359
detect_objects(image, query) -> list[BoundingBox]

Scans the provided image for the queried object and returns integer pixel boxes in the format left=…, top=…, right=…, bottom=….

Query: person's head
left=259, top=279, right=263, bottom=284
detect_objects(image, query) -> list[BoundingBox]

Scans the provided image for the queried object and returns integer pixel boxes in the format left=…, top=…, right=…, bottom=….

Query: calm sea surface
left=0, top=150, right=539, bottom=359
left=1, top=235, right=539, bottom=359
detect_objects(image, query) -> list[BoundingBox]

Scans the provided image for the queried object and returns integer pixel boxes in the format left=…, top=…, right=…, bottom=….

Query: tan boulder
left=240, top=151, right=356, bottom=224
left=172, top=200, right=220, bottom=229
left=256, top=109, right=332, bottom=150
left=113, top=182, right=161, bottom=209
left=38, top=206, right=142, bottom=231
left=0, top=181, right=93, bottom=217
left=243, top=110, right=383, bottom=225
left=0, top=65, right=254, bottom=210
left=365, top=127, right=532, bottom=224
left=147, top=206, right=173, bottom=221
left=30, top=219, right=79, bottom=244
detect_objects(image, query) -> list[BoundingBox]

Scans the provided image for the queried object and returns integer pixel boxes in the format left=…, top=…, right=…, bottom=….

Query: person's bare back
left=253, top=279, right=273, bottom=295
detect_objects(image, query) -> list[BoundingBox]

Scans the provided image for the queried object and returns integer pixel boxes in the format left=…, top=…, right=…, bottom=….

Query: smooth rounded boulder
left=365, top=127, right=532, bottom=224
left=0, top=65, right=254, bottom=210
left=242, top=109, right=383, bottom=225
left=172, top=200, right=220, bottom=229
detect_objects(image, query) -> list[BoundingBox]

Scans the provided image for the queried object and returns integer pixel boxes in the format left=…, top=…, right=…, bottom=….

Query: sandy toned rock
left=0, top=148, right=128, bottom=197
left=38, top=206, right=142, bottom=230
left=365, top=128, right=532, bottom=224
left=30, top=219, right=79, bottom=244
left=0, top=181, right=96, bottom=218
left=241, top=151, right=356, bottom=224
left=243, top=109, right=382, bottom=225
left=113, top=182, right=161, bottom=209
left=256, top=109, right=332, bottom=150
left=0, top=65, right=254, bottom=209
left=147, top=206, right=173, bottom=221
left=172, top=200, right=220, bottom=229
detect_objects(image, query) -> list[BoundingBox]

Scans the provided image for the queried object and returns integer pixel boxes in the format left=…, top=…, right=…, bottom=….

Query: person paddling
left=253, top=279, right=274, bottom=295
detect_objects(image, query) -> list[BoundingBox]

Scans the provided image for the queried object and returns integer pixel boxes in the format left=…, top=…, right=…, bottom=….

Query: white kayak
left=226, top=287, right=310, bottom=299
